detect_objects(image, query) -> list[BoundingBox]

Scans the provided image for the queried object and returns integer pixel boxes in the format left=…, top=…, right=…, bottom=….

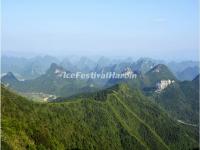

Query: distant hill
left=2, top=55, right=199, bottom=81
left=167, top=61, right=199, bottom=74
left=144, top=64, right=176, bottom=85
left=133, top=58, right=160, bottom=74
left=60, top=58, right=78, bottom=72
left=1, top=55, right=60, bottom=79
left=166, top=61, right=199, bottom=81
left=1, top=72, right=18, bottom=83
left=1, top=63, right=99, bottom=97
left=176, top=66, right=199, bottom=81
left=1, top=84, right=198, bottom=150
left=94, top=58, right=159, bottom=75
left=106, top=64, right=176, bottom=89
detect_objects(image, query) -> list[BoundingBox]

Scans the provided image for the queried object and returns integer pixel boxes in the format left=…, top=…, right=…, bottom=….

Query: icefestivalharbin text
left=55, top=71, right=137, bottom=79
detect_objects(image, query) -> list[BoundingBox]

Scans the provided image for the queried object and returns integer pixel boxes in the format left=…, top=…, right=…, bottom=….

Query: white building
left=156, top=80, right=175, bottom=92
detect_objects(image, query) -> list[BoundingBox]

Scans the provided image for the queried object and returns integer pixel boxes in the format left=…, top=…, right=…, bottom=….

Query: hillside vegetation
left=154, top=75, right=199, bottom=124
left=1, top=84, right=198, bottom=150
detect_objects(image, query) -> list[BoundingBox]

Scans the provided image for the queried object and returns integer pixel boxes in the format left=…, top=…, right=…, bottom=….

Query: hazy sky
left=2, top=0, right=199, bottom=61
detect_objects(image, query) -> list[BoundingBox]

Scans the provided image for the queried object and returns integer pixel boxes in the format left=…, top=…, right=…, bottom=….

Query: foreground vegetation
left=1, top=84, right=199, bottom=150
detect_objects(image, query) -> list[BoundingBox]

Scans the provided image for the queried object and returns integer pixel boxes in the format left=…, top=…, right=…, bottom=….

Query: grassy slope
left=1, top=84, right=198, bottom=150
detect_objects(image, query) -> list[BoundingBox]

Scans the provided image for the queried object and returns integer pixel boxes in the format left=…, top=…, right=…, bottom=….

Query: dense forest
left=1, top=84, right=199, bottom=150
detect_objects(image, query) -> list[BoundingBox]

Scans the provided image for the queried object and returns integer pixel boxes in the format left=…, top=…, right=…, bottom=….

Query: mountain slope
left=154, top=75, right=199, bottom=124
left=144, top=64, right=176, bottom=87
left=1, top=84, right=198, bottom=150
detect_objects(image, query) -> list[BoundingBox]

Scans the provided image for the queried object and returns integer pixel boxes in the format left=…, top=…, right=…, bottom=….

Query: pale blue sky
left=2, top=0, right=199, bottom=61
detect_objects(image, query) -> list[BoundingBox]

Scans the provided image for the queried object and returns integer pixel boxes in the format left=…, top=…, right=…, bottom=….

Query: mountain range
left=1, top=62, right=178, bottom=97
left=2, top=63, right=99, bottom=98
left=2, top=56, right=199, bottom=81
left=1, top=56, right=199, bottom=150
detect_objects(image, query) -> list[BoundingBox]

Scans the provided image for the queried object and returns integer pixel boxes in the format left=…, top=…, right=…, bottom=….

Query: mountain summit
left=145, top=64, right=176, bottom=86
left=46, top=63, right=66, bottom=75
left=1, top=72, right=18, bottom=84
